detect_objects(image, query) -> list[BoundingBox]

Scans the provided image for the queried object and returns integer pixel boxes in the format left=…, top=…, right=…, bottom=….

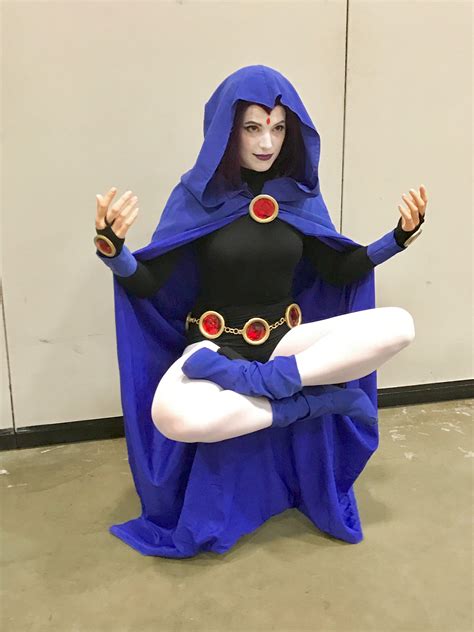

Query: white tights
left=151, top=306, right=415, bottom=443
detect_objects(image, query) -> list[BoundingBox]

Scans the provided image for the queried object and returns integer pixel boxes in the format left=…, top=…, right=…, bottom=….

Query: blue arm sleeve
left=367, top=215, right=424, bottom=264
left=96, top=244, right=138, bottom=277
left=366, top=228, right=405, bottom=265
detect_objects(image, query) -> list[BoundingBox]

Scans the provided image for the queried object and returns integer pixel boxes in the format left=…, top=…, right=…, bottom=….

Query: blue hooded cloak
left=109, top=65, right=379, bottom=557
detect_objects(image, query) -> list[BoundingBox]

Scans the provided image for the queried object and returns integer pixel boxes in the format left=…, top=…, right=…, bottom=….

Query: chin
left=251, top=159, right=276, bottom=171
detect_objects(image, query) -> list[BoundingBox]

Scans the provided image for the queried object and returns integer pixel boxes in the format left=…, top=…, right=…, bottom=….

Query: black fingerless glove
left=393, top=214, right=425, bottom=247
left=95, top=223, right=125, bottom=258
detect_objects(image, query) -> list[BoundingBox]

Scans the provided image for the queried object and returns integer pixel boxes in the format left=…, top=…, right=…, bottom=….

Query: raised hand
left=398, top=185, right=428, bottom=231
left=95, top=187, right=139, bottom=238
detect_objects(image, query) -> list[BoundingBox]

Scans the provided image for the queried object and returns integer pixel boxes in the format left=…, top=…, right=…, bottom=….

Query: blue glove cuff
left=366, top=229, right=405, bottom=266
left=96, top=243, right=138, bottom=277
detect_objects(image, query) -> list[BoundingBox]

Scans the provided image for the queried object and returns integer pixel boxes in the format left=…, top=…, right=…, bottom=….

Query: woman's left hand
left=398, top=184, right=428, bottom=231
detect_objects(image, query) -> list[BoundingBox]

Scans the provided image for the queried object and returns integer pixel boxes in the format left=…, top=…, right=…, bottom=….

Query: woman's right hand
left=95, top=187, right=139, bottom=237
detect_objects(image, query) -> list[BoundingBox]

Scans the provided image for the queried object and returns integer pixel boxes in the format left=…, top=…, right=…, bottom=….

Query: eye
left=244, top=124, right=286, bottom=133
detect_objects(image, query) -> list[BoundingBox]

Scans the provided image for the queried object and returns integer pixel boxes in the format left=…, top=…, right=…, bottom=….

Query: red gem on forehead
left=266, top=117, right=271, bottom=125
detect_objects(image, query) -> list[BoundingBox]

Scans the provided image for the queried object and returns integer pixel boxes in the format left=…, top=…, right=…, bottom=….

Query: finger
left=398, top=204, right=415, bottom=231
left=95, top=193, right=110, bottom=228
left=96, top=194, right=105, bottom=224
left=104, top=186, right=117, bottom=204
left=419, top=184, right=428, bottom=205
left=103, top=187, right=118, bottom=217
left=115, top=207, right=139, bottom=239
left=117, top=195, right=138, bottom=221
left=402, top=193, right=421, bottom=225
left=409, top=188, right=426, bottom=216
left=96, top=187, right=118, bottom=227
left=408, top=188, right=423, bottom=207
left=402, top=193, right=417, bottom=213
left=107, top=190, right=134, bottom=225
left=111, top=199, right=138, bottom=233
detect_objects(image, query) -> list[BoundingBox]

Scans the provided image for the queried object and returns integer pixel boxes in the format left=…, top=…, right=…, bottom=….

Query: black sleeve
left=302, top=235, right=375, bottom=287
left=393, top=215, right=425, bottom=247
left=113, top=244, right=188, bottom=298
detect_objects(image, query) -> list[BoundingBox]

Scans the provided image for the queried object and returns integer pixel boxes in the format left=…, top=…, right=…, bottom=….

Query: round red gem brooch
left=248, top=194, right=279, bottom=223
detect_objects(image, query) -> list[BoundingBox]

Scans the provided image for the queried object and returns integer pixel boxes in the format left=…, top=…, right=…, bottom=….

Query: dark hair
left=215, top=96, right=306, bottom=189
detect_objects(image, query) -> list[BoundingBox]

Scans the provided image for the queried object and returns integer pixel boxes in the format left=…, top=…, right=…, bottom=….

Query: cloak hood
left=109, top=65, right=379, bottom=558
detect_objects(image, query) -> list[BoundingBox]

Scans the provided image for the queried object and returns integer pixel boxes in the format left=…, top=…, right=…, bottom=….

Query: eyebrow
left=244, top=119, right=286, bottom=126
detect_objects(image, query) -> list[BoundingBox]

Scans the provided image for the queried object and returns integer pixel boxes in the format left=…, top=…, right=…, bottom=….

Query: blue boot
left=270, top=384, right=378, bottom=427
left=181, top=347, right=303, bottom=399
left=217, top=346, right=346, bottom=389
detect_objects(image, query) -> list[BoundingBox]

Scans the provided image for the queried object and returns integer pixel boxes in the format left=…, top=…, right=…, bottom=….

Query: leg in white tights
left=151, top=339, right=274, bottom=443
left=272, top=306, right=416, bottom=385
left=151, top=306, right=415, bottom=443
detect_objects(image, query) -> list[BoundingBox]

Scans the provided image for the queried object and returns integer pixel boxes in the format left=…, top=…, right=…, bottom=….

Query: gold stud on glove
left=94, top=224, right=125, bottom=258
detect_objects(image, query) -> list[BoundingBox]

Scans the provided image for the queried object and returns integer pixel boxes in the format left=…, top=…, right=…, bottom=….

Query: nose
left=259, top=132, right=272, bottom=151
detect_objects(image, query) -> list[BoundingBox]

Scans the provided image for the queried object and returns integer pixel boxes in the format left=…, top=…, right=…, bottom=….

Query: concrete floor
left=1, top=399, right=472, bottom=632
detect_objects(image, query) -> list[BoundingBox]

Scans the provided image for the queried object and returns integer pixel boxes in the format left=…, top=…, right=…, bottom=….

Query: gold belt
left=185, top=303, right=302, bottom=346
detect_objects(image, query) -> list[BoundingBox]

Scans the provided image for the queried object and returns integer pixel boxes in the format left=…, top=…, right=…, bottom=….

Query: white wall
left=344, top=0, right=472, bottom=386
left=1, top=1, right=472, bottom=430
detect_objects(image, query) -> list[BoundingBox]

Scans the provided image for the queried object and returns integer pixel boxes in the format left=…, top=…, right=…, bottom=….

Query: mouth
left=254, top=154, right=273, bottom=161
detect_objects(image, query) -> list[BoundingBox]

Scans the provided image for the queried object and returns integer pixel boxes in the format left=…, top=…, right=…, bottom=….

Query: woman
left=94, top=65, right=427, bottom=558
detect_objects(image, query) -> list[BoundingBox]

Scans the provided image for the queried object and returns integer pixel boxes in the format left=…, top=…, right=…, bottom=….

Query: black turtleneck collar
left=240, top=163, right=279, bottom=196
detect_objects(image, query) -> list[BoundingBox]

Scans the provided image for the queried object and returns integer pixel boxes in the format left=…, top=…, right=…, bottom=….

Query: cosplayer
left=94, top=65, right=428, bottom=558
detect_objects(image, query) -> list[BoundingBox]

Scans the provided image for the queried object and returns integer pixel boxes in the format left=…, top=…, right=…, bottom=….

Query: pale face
left=238, top=104, right=286, bottom=171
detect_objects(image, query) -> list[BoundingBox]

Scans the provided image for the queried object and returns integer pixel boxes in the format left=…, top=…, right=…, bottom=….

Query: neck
left=240, top=163, right=278, bottom=195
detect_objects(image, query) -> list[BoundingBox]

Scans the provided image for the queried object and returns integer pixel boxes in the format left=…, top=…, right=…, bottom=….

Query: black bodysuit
left=100, top=167, right=413, bottom=362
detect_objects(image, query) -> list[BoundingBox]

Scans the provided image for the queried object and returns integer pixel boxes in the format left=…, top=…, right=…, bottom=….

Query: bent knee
left=151, top=397, right=178, bottom=440
left=382, top=306, right=416, bottom=349
left=151, top=401, right=189, bottom=442
left=151, top=397, right=209, bottom=443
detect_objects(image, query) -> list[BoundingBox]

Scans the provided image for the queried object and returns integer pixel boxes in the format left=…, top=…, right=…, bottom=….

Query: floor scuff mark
left=457, top=448, right=474, bottom=458
left=40, top=446, right=66, bottom=454
left=389, top=432, right=406, bottom=441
